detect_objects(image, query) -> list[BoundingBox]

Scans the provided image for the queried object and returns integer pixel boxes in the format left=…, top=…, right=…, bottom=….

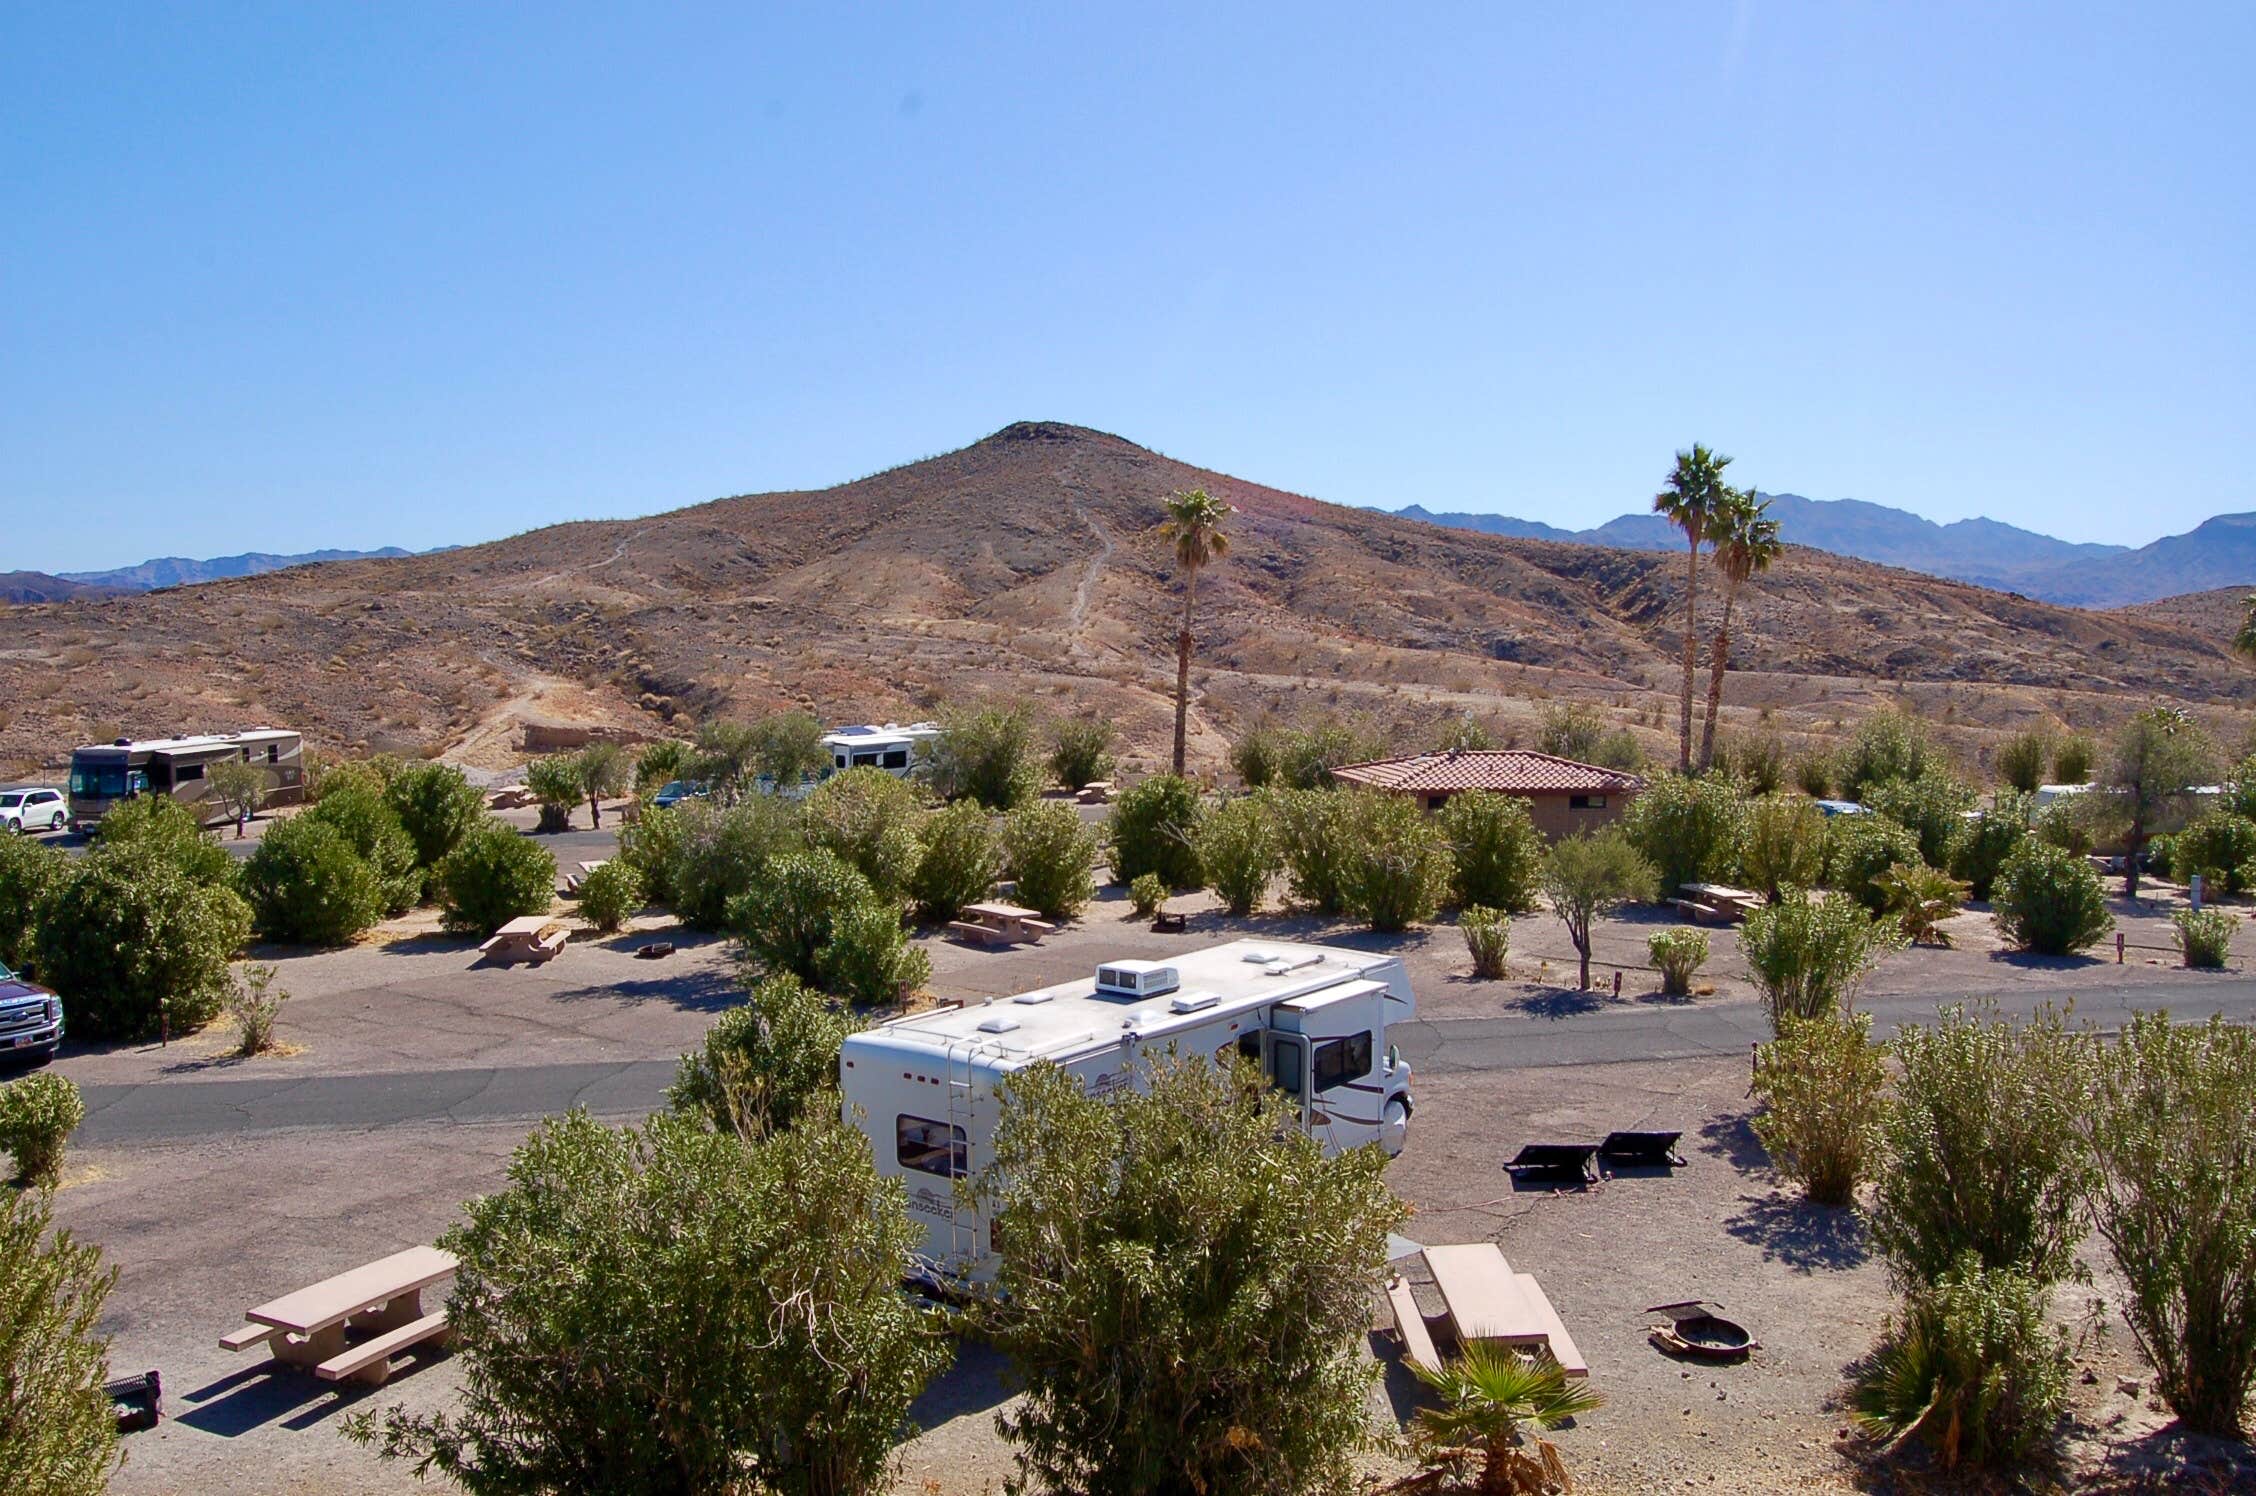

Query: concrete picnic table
left=479, top=915, right=567, bottom=964
left=949, top=901, right=1058, bottom=947
left=1420, top=1242, right=1588, bottom=1376
left=1677, top=883, right=1762, bottom=922
left=222, top=1245, right=458, bottom=1386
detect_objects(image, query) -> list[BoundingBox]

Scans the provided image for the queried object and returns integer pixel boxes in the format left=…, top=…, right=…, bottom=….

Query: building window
left=1570, top=794, right=1605, bottom=810
left=1313, top=1033, right=1374, bottom=1092
left=896, top=1115, right=967, bottom=1178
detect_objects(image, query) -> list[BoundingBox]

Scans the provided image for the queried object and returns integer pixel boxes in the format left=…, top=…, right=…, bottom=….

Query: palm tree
left=1410, top=1341, right=1605, bottom=1494
left=2234, top=593, right=2256, bottom=664
left=1161, top=488, right=1234, bottom=775
left=1697, top=486, right=1782, bottom=773
left=1653, top=444, right=1736, bottom=771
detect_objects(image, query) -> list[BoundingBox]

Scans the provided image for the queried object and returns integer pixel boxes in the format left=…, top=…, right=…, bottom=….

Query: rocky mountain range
left=56, top=547, right=421, bottom=592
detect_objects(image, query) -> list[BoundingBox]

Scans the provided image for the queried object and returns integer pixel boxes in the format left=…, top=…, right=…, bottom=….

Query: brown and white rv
left=67, top=729, right=305, bottom=831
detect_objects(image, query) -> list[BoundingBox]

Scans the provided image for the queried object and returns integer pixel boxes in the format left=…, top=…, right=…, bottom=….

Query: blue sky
left=5, top=3, right=2251, bottom=573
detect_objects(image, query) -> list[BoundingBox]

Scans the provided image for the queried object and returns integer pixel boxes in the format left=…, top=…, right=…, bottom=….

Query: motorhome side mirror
left=1386, top=1044, right=1399, bottom=1072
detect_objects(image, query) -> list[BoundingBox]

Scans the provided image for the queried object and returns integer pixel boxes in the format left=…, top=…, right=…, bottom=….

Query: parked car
left=0, top=965, right=63, bottom=1063
left=0, top=787, right=67, bottom=835
left=651, top=779, right=709, bottom=810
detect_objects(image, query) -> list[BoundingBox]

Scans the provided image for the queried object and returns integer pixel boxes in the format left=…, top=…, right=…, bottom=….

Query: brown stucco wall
left=1416, top=787, right=1635, bottom=839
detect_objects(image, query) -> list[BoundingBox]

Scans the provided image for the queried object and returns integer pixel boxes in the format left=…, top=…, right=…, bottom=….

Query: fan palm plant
left=1653, top=444, right=1735, bottom=771
left=1161, top=488, right=1234, bottom=775
left=1410, top=1341, right=1603, bottom=1494
left=1697, top=486, right=1782, bottom=772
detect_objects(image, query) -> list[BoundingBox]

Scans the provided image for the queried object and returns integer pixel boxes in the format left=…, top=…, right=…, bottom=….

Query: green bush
left=1621, top=772, right=1745, bottom=897
left=1648, top=928, right=1709, bottom=996
left=2032, top=797, right=2095, bottom=857
left=747, top=711, right=831, bottom=793
left=1739, top=795, right=1826, bottom=901
left=814, top=898, right=930, bottom=1007
left=975, top=1055, right=1405, bottom=1496
left=1849, top=1257, right=2070, bottom=1471
left=2173, top=907, right=2236, bottom=969
left=0, top=833, right=66, bottom=974
left=576, top=859, right=644, bottom=934
left=35, top=846, right=251, bottom=1039
left=1272, top=787, right=1354, bottom=914
left=731, top=850, right=877, bottom=989
left=241, top=817, right=389, bottom=945
left=803, top=767, right=926, bottom=901
left=1273, top=717, right=1390, bottom=790
left=1991, top=841, right=2112, bottom=956
left=1338, top=793, right=1452, bottom=933
left=1997, top=729, right=2051, bottom=795
left=2221, top=754, right=2256, bottom=822
left=1128, top=872, right=1168, bottom=919
left=1838, top=708, right=1941, bottom=801
left=1436, top=791, right=1544, bottom=913
left=2169, top=811, right=2256, bottom=894
left=1429, top=713, right=1493, bottom=753
left=225, top=962, right=287, bottom=1057
left=1048, top=716, right=1116, bottom=790
left=1751, top=1013, right=1889, bottom=1205
left=1460, top=907, right=1510, bottom=979
left=1594, top=727, right=1646, bottom=773
left=1002, top=802, right=1097, bottom=922
left=1863, top=770, right=1977, bottom=870
left=931, top=704, right=1040, bottom=810
left=2086, top=1014, right=2256, bottom=1438
left=436, top=822, right=556, bottom=936
left=668, top=975, right=862, bottom=1140
left=1793, top=748, right=1835, bottom=800
left=1106, top=775, right=1205, bottom=889
left=0, top=1187, right=119, bottom=1496
left=1230, top=720, right=1283, bottom=789
left=1874, top=862, right=1968, bottom=946
left=908, top=800, right=1000, bottom=924
left=0, top=1072, right=85, bottom=1187
left=524, top=755, right=581, bottom=832
left=1873, top=1003, right=2093, bottom=1287
left=1717, top=731, right=1785, bottom=795
left=346, top=1110, right=945, bottom=1496
left=1536, top=702, right=1603, bottom=761
left=383, top=761, right=488, bottom=871
left=616, top=803, right=683, bottom=906
left=1541, top=830, right=1655, bottom=990
left=1948, top=795, right=2031, bottom=901
left=304, top=782, right=420, bottom=913
left=90, top=794, right=237, bottom=888
left=665, top=796, right=803, bottom=931
left=1195, top=796, right=1278, bottom=917
left=1822, top=812, right=1926, bottom=914
left=1739, top=892, right=1904, bottom=1028
left=2051, top=734, right=2094, bottom=785
left=633, top=738, right=693, bottom=798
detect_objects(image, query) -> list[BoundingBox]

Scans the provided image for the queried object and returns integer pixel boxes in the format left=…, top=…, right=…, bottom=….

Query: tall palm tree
left=1653, top=444, right=1735, bottom=772
left=1161, top=488, right=1234, bottom=775
left=1409, top=1341, right=1605, bottom=1494
left=1697, top=486, right=1783, bottom=773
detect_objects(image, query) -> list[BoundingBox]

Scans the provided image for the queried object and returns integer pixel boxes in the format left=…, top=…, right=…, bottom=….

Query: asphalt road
left=71, top=974, right=2256, bottom=1147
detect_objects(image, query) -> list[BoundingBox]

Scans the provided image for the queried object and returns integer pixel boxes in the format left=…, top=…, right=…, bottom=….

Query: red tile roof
left=1328, top=750, right=1645, bottom=796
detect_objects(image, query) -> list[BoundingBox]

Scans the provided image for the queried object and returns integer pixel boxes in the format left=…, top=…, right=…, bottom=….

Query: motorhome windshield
left=69, top=758, right=141, bottom=798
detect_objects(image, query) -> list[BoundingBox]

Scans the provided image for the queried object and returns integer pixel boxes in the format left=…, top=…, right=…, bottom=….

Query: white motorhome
left=839, top=938, right=1417, bottom=1282
left=820, top=722, right=942, bottom=779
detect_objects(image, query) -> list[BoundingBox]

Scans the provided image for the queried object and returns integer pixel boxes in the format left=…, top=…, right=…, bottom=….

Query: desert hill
left=57, top=546, right=425, bottom=592
left=2, top=421, right=2252, bottom=778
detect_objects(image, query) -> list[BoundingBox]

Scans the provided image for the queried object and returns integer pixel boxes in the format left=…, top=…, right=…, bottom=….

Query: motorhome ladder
left=943, top=1041, right=978, bottom=1271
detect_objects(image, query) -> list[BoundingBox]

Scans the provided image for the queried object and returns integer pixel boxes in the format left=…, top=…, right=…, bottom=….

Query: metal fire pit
left=1646, top=1301, right=1757, bottom=1361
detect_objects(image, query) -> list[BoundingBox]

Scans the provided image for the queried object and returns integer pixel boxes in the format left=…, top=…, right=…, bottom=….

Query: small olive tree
left=2094, top=706, right=2221, bottom=899
left=206, top=756, right=267, bottom=835
left=1540, top=831, right=1655, bottom=990
left=575, top=741, right=630, bottom=830
left=524, top=755, right=582, bottom=833
left=0, top=1188, right=119, bottom=1496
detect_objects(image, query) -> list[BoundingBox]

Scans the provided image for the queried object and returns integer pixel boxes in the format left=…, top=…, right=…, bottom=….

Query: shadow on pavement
left=1723, top=1190, right=1871, bottom=1272
left=907, top=1335, right=1013, bottom=1432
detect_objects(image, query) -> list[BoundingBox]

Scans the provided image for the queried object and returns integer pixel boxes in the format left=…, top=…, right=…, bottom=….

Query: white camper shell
left=839, top=938, right=1416, bottom=1282
left=820, top=722, right=942, bottom=779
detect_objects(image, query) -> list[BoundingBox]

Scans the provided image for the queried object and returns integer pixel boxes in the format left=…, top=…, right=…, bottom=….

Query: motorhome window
left=1236, top=1032, right=1262, bottom=1066
left=882, top=748, right=908, bottom=769
left=1313, top=1033, right=1374, bottom=1092
left=71, top=764, right=128, bottom=797
left=851, top=751, right=881, bottom=767
left=174, top=763, right=205, bottom=782
left=1270, top=1041, right=1304, bottom=1096
left=897, top=1115, right=967, bottom=1178
left=267, top=745, right=279, bottom=763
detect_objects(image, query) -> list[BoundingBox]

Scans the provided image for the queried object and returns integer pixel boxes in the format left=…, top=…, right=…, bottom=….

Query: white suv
left=0, top=788, right=67, bottom=835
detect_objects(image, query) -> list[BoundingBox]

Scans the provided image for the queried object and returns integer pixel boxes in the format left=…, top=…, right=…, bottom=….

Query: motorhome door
left=1259, top=1031, right=1310, bottom=1129
left=1271, top=979, right=1389, bottom=1151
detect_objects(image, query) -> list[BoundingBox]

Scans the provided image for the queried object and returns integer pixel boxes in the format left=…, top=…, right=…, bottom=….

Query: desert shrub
left=225, top=962, right=288, bottom=1057
left=241, top=817, right=386, bottom=946
left=1048, top=716, right=1116, bottom=790
left=1948, top=794, right=2031, bottom=901
left=1849, top=1257, right=2071, bottom=1471
left=668, top=974, right=861, bottom=1140
left=1739, top=892, right=1904, bottom=1028
left=1750, top=1013, right=1889, bottom=1206
left=573, top=743, right=631, bottom=831
left=1460, top=906, right=1510, bottom=979
left=1873, top=1003, right=2093, bottom=1287
left=2032, top=797, right=2096, bottom=856
left=0, top=1187, right=119, bottom=1496
left=803, top=767, right=927, bottom=901
left=1874, top=862, right=1968, bottom=946
left=89, top=794, right=237, bottom=888
left=974, top=1054, right=1405, bottom=1496
left=2084, top=1014, right=2256, bottom=1438
left=1718, top=731, right=1786, bottom=795
left=1823, top=813, right=1926, bottom=913
left=305, top=782, right=421, bottom=913
left=384, top=761, right=488, bottom=871
left=1793, top=748, right=1836, bottom=800
left=0, top=833, right=67, bottom=973
left=666, top=795, right=803, bottom=931
left=436, top=822, right=556, bottom=936
left=1863, top=770, right=1977, bottom=870
left=908, top=800, right=1000, bottom=924
left=1739, top=795, right=1826, bottom=901
left=616, top=802, right=683, bottom=906
left=35, top=846, right=251, bottom=1039
left=310, top=754, right=399, bottom=804
left=1997, top=729, right=2052, bottom=795
left=525, top=754, right=581, bottom=832
left=1338, top=792, right=1453, bottom=933
left=2093, top=707, right=2222, bottom=898
left=1107, top=775, right=1205, bottom=889
left=1273, top=717, right=1391, bottom=790
left=1001, top=801, right=1097, bottom=921
left=2051, top=734, right=2094, bottom=785
left=1621, top=772, right=1745, bottom=897
left=575, top=859, right=644, bottom=934
left=1991, top=841, right=2112, bottom=956
left=747, top=711, right=831, bottom=793
left=633, top=738, right=693, bottom=798
left=817, top=899, right=930, bottom=1007
left=1429, top=713, right=1493, bottom=753
left=2221, top=753, right=2256, bottom=821
left=2173, top=907, right=2236, bottom=969
left=1647, top=928, right=1708, bottom=996
left=1593, top=727, right=1646, bottom=773
left=206, top=757, right=267, bottom=830
left=1537, top=702, right=1604, bottom=762
left=1128, top=873, right=1168, bottom=919
left=931, top=704, right=1040, bottom=810
left=2169, top=811, right=2256, bottom=894
left=1437, top=791, right=1544, bottom=914
left=732, top=851, right=926, bottom=1005
left=0, top=1072, right=84, bottom=1187
left=1195, top=796, right=1277, bottom=917
left=1541, top=830, right=1655, bottom=990
left=1838, top=707, right=1941, bottom=801
left=347, top=1110, right=945, bottom=1496
left=1272, top=787, right=1354, bottom=914
left=1230, top=720, right=1283, bottom=789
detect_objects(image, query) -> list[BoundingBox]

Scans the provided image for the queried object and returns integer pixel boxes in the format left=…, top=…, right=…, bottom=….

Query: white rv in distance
left=839, top=938, right=1417, bottom=1283
left=820, top=722, right=942, bottom=780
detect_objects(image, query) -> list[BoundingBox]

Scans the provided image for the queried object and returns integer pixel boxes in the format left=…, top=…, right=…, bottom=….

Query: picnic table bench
left=949, top=901, right=1057, bottom=948
left=479, top=915, right=567, bottom=964
left=1675, top=883, right=1761, bottom=924
left=1410, top=1242, right=1588, bottom=1377
left=221, top=1245, right=457, bottom=1386
left=563, top=859, right=609, bottom=895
